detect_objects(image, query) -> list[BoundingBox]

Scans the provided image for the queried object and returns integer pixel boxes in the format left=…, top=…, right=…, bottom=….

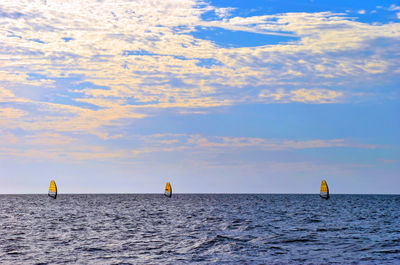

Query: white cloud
left=388, top=4, right=400, bottom=11
left=214, top=7, right=235, bottom=18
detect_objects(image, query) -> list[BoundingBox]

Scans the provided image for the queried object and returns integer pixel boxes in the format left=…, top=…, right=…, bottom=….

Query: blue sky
left=0, top=0, right=399, bottom=194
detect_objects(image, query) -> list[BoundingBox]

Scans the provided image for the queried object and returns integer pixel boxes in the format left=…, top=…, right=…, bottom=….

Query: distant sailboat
left=320, top=180, right=329, bottom=200
left=48, top=180, right=57, bottom=199
left=164, top=182, right=172, bottom=198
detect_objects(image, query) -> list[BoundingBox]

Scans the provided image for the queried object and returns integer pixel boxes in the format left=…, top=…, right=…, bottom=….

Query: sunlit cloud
left=0, top=0, right=399, bottom=141
left=259, top=88, right=343, bottom=103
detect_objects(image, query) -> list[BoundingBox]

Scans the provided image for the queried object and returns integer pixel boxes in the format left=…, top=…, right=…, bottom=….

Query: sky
left=0, top=0, right=399, bottom=194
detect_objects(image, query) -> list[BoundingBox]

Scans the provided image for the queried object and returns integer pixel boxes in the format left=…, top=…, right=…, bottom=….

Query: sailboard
left=48, top=180, right=57, bottom=199
left=164, top=182, right=172, bottom=198
left=320, top=180, right=329, bottom=200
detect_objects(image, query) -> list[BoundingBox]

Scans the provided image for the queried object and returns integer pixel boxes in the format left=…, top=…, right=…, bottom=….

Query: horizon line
left=0, top=192, right=399, bottom=195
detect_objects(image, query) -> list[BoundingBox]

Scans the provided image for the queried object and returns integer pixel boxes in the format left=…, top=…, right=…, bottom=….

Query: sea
left=0, top=194, right=399, bottom=264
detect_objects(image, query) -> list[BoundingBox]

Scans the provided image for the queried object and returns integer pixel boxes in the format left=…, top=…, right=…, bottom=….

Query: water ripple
left=0, top=194, right=399, bottom=264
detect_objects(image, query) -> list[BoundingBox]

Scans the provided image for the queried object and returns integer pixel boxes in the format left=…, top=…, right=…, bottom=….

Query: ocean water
left=0, top=194, right=399, bottom=264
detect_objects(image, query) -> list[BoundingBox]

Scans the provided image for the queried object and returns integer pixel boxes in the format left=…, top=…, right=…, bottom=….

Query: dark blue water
left=0, top=194, right=399, bottom=264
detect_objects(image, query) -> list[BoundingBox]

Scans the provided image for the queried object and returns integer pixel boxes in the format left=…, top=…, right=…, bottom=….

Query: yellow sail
left=320, top=180, right=329, bottom=199
left=164, top=182, right=172, bottom=197
left=48, top=180, right=57, bottom=199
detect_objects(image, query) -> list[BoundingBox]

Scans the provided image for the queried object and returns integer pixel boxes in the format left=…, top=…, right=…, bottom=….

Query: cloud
left=132, top=134, right=380, bottom=157
left=290, top=89, right=343, bottom=103
left=259, top=88, right=343, bottom=103
left=214, top=7, right=235, bottom=18
left=0, top=130, right=126, bottom=161
left=388, top=4, right=400, bottom=11
left=0, top=107, right=26, bottom=120
left=0, top=87, right=18, bottom=100
left=0, top=132, right=381, bottom=162
left=185, top=135, right=378, bottom=151
left=0, top=0, right=399, bottom=139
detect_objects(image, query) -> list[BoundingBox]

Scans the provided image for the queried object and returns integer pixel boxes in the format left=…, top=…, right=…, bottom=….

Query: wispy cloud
left=0, top=132, right=382, bottom=162
left=183, top=134, right=379, bottom=151
left=388, top=4, right=400, bottom=11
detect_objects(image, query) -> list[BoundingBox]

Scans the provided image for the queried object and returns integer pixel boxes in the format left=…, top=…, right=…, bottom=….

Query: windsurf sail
left=48, top=180, right=57, bottom=199
left=164, top=182, right=172, bottom=198
left=320, top=180, right=329, bottom=199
